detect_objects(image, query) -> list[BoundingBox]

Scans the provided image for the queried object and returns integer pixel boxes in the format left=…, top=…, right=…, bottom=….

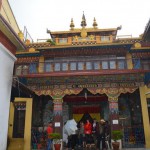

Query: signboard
left=55, top=122, right=60, bottom=127
left=112, top=120, right=119, bottom=124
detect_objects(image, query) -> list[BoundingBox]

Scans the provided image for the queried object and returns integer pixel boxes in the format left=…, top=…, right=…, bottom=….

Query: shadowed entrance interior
left=63, top=88, right=109, bottom=122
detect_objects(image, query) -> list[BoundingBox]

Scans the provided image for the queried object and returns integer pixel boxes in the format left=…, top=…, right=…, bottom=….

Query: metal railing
left=122, top=126, right=145, bottom=148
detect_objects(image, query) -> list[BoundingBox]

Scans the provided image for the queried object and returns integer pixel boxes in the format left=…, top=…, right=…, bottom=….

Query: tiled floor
left=32, top=148, right=148, bottom=150
left=63, top=146, right=148, bottom=150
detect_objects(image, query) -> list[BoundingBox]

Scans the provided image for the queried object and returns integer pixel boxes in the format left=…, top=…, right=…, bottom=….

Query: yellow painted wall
left=0, top=0, right=20, bottom=34
left=126, top=52, right=133, bottom=69
left=139, top=86, right=150, bottom=148
left=8, top=98, right=33, bottom=150
left=39, top=56, right=44, bottom=73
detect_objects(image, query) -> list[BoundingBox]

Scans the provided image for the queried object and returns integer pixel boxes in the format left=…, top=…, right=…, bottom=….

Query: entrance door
left=8, top=98, right=33, bottom=150
left=13, top=104, right=26, bottom=138
left=63, top=89, right=109, bottom=123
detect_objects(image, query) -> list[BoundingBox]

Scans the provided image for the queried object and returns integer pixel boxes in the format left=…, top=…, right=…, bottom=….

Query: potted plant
left=46, top=39, right=56, bottom=45
left=111, top=130, right=123, bottom=150
left=49, top=133, right=61, bottom=150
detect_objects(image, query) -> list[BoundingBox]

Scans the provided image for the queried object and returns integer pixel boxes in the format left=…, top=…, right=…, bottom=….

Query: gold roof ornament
left=93, top=17, right=98, bottom=29
left=29, top=48, right=36, bottom=52
left=134, top=42, right=141, bottom=48
left=18, top=30, right=24, bottom=42
left=70, top=18, right=75, bottom=30
left=81, top=12, right=87, bottom=28
left=81, top=28, right=87, bottom=38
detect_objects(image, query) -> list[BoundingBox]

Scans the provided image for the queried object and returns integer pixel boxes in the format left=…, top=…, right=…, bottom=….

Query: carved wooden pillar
left=108, top=96, right=121, bottom=131
left=53, top=98, right=63, bottom=134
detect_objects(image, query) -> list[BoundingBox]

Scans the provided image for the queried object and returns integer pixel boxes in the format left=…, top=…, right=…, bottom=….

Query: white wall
left=0, top=43, right=16, bottom=150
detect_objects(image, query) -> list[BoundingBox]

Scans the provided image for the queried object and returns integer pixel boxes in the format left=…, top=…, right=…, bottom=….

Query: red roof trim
left=0, top=30, right=16, bottom=54
left=17, top=69, right=145, bottom=78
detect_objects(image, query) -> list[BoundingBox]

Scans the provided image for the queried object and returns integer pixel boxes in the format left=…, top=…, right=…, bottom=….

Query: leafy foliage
left=49, top=133, right=61, bottom=144
left=112, top=130, right=123, bottom=142
left=46, top=39, right=56, bottom=45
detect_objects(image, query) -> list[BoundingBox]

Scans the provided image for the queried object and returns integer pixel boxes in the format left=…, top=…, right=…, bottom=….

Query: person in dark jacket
left=96, top=119, right=106, bottom=150
left=92, top=118, right=98, bottom=146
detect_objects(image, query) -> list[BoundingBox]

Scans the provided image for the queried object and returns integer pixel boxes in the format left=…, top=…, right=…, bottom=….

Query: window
left=141, top=60, right=150, bottom=70
left=133, top=59, right=141, bottom=69
left=86, top=62, right=92, bottom=70
left=94, top=62, right=100, bottom=70
left=62, top=63, right=68, bottom=71
left=117, top=57, right=126, bottom=69
left=70, top=62, right=76, bottom=70
left=45, top=63, right=51, bottom=72
left=101, top=36, right=110, bottom=42
left=23, top=65, right=29, bottom=74
left=143, top=64, right=150, bottom=70
left=102, top=61, right=108, bottom=69
left=118, top=61, right=125, bottom=69
left=110, top=61, right=116, bottom=69
left=58, top=38, right=67, bottom=44
left=54, top=63, right=60, bottom=71
left=78, top=62, right=84, bottom=70
left=29, top=63, right=37, bottom=73
left=16, top=65, right=22, bottom=75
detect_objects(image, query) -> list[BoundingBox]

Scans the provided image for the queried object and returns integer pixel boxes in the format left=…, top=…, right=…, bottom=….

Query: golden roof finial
left=18, top=30, right=24, bottom=42
left=93, top=17, right=98, bottom=28
left=81, top=11, right=87, bottom=28
left=70, top=18, right=75, bottom=30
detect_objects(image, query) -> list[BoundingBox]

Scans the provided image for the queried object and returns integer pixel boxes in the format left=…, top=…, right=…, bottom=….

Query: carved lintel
left=64, top=88, right=82, bottom=95
left=108, top=96, right=119, bottom=102
left=53, top=98, right=63, bottom=104
left=35, top=87, right=138, bottom=100
left=52, top=89, right=64, bottom=97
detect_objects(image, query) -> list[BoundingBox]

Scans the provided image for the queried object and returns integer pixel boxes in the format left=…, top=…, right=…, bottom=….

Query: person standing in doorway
left=46, top=122, right=53, bottom=150
left=78, top=121, right=85, bottom=148
left=92, top=118, right=98, bottom=146
left=96, top=119, right=106, bottom=150
left=84, top=119, right=92, bottom=148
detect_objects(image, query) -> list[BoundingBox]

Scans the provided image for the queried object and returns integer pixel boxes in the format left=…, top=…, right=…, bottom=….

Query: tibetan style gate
left=35, top=86, right=138, bottom=131
left=26, top=74, right=146, bottom=148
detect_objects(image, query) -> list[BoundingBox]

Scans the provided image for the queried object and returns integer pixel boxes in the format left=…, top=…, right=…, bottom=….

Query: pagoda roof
left=16, top=42, right=132, bottom=58
left=116, top=37, right=142, bottom=44
left=48, top=27, right=118, bottom=35
left=26, top=42, right=51, bottom=49
left=25, top=41, right=131, bottom=50
left=42, top=44, right=131, bottom=57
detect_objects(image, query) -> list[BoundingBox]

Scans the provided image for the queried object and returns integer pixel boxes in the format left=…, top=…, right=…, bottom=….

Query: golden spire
left=81, top=11, right=87, bottom=28
left=70, top=18, right=75, bottom=30
left=93, top=17, right=98, bottom=28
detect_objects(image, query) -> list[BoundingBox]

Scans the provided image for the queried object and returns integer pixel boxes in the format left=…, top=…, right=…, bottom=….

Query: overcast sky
left=9, top=0, right=150, bottom=42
